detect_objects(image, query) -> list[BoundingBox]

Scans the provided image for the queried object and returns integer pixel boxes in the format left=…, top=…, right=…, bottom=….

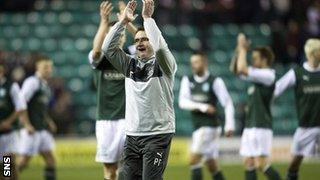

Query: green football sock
left=245, top=169, right=257, bottom=180
left=44, top=167, right=56, bottom=180
left=212, top=171, right=225, bottom=180
left=286, top=170, right=298, bottom=180
left=191, top=165, right=203, bottom=180
left=264, top=166, right=281, bottom=180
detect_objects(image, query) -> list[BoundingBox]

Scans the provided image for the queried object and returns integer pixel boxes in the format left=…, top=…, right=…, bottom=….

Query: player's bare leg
left=244, top=157, right=256, bottom=180
left=40, top=151, right=56, bottom=180
left=206, top=159, right=225, bottom=180
left=286, top=155, right=304, bottom=180
left=103, top=163, right=118, bottom=180
left=190, top=153, right=203, bottom=180
left=17, top=155, right=32, bottom=172
left=255, top=156, right=280, bottom=180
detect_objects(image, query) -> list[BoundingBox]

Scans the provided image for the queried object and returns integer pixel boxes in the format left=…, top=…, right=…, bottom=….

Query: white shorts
left=240, top=128, right=273, bottom=157
left=19, top=129, right=55, bottom=156
left=190, top=127, right=221, bottom=160
left=0, top=131, right=19, bottom=158
left=291, top=127, right=320, bottom=157
left=10, top=130, right=21, bottom=154
left=95, top=119, right=126, bottom=163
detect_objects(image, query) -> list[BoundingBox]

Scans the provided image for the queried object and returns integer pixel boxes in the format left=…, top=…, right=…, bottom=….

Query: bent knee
left=189, top=154, right=202, bottom=166
left=45, top=158, right=56, bottom=168
left=288, top=156, right=304, bottom=171
left=206, top=159, right=219, bottom=173
left=256, top=157, right=269, bottom=171
left=244, top=157, right=255, bottom=169
left=104, top=163, right=118, bottom=172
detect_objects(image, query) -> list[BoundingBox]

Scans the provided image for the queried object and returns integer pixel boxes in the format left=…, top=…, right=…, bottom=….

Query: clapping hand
left=100, top=1, right=113, bottom=22
left=237, top=33, right=251, bottom=50
left=119, top=0, right=138, bottom=24
left=142, top=0, right=154, bottom=19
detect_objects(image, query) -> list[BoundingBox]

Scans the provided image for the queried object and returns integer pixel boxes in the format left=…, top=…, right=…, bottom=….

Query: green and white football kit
left=239, top=67, right=276, bottom=157
left=0, top=78, right=26, bottom=159
left=274, top=62, right=320, bottom=157
left=89, top=51, right=126, bottom=163
left=179, top=71, right=235, bottom=160
left=20, top=74, right=54, bottom=156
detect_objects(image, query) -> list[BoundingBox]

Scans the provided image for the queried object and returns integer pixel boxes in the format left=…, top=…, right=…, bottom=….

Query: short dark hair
left=135, top=27, right=145, bottom=35
left=192, top=51, right=207, bottom=57
left=252, top=46, right=275, bottom=66
left=35, top=55, right=51, bottom=65
left=192, top=51, right=208, bottom=61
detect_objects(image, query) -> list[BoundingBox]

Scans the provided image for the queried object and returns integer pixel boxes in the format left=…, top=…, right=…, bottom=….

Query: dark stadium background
left=0, top=0, right=320, bottom=179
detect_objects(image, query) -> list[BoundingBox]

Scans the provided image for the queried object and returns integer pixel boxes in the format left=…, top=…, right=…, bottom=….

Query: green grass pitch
left=17, top=138, right=320, bottom=179
left=20, top=163, right=320, bottom=180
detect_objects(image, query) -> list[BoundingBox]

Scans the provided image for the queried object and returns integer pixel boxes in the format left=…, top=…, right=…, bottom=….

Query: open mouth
left=137, top=46, right=146, bottom=52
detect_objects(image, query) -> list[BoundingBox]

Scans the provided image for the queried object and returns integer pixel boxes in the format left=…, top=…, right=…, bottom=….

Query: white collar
left=193, top=71, right=209, bottom=83
left=303, top=62, right=320, bottom=72
left=137, top=54, right=156, bottom=61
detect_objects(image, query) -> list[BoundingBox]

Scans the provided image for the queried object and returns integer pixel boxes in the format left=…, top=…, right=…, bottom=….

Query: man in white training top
left=101, top=0, right=176, bottom=179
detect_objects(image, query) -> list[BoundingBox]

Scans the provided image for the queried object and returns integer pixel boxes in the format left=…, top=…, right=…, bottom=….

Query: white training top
left=102, top=18, right=177, bottom=136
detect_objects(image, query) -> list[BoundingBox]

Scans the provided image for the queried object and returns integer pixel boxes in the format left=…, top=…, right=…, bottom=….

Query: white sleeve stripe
left=244, top=67, right=276, bottom=86
left=10, top=83, right=27, bottom=111
left=88, top=50, right=104, bottom=69
left=178, top=76, right=208, bottom=113
left=213, top=78, right=229, bottom=107
left=143, top=18, right=177, bottom=74
left=21, top=77, right=39, bottom=103
left=212, top=78, right=235, bottom=131
left=274, top=69, right=296, bottom=98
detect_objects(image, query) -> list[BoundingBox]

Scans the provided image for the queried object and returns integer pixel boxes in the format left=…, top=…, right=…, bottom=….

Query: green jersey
left=22, top=75, right=52, bottom=130
left=242, top=67, right=275, bottom=129
left=293, top=66, right=320, bottom=127
left=246, top=83, right=275, bottom=128
left=0, top=79, right=15, bottom=134
left=188, top=74, right=220, bottom=129
left=91, top=56, right=125, bottom=120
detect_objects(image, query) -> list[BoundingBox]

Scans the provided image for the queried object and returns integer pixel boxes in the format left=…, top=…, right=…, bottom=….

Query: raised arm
left=101, top=0, right=137, bottom=74
left=242, top=67, right=276, bottom=86
left=236, top=33, right=250, bottom=75
left=90, top=1, right=113, bottom=66
left=118, top=0, right=138, bottom=36
left=273, top=69, right=296, bottom=98
left=229, top=51, right=238, bottom=74
left=142, top=0, right=177, bottom=76
left=212, top=78, right=235, bottom=136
